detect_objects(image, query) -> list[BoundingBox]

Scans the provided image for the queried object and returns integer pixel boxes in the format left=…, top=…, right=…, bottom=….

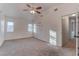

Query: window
left=34, top=24, right=37, bottom=33
left=28, top=24, right=37, bottom=33
left=28, top=24, right=33, bottom=32
left=49, top=30, right=56, bottom=45
left=1, top=20, right=5, bottom=32
left=7, top=21, right=14, bottom=32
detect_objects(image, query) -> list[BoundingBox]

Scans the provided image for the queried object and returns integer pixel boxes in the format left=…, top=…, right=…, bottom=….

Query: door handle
left=74, top=35, right=79, bottom=38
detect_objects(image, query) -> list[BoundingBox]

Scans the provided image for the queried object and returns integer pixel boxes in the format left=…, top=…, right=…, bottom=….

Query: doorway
left=62, top=13, right=77, bottom=48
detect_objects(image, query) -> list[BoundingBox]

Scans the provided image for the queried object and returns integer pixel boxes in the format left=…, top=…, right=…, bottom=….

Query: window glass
left=28, top=24, right=33, bottom=32
left=28, top=24, right=37, bottom=33
left=49, top=30, right=56, bottom=45
left=7, top=21, right=14, bottom=32
left=34, top=24, right=37, bottom=33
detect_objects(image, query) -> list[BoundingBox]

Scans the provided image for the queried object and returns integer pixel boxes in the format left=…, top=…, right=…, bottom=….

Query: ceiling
left=16, top=3, right=63, bottom=12
left=15, top=3, right=63, bottom=18
left=0, top=3, right=63, bottom=18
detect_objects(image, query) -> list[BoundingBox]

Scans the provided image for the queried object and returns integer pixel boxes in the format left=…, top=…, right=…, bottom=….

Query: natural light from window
left=1, top=20, right=5, bottom=32
left=34, top=24, right=37, bottom=33
left=28, top=24, right=33, bottom=32
left=7, top=21, right=14, bottom=32
left=28, top=24, right=37, bottom=33
left=49, top=30, right=56, bottom=45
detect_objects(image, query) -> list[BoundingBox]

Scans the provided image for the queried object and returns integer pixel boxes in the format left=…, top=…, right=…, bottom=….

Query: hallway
left=63, top=39, right=76, bottom=48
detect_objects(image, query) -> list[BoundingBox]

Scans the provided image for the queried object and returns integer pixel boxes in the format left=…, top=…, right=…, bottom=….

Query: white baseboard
left=5, top=35, right=32, bottom=40
left=34, top=37, right=48, bottom=43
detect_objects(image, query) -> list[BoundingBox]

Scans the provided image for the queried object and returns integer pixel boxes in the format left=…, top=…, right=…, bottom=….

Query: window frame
left=7, top=21, right=14, bottom=32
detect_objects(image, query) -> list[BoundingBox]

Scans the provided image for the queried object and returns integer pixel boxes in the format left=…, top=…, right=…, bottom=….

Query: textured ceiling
left=0, top=3, right=63, bottom=17
left=16, top=3, right=63, bottom=12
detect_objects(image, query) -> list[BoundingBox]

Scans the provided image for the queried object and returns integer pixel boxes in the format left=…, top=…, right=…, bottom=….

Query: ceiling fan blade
left=26, top=4, right=31, bottom=8
left=36, top=6, right=42, bottom=10
left=35, top=11, right=41, bottom=14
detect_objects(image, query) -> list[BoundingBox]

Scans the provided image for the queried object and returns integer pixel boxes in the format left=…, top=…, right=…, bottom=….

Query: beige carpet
left=0, top=37, right=76, bottom=56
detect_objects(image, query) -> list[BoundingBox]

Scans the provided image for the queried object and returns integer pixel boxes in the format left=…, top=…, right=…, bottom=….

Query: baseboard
left=5, top=36, right=32, bottom=40
left=33, top=37, right=49, bottom=43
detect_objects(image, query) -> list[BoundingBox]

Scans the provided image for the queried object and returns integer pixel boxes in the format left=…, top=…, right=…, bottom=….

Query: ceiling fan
left=23, top=4, right=43, bottom=16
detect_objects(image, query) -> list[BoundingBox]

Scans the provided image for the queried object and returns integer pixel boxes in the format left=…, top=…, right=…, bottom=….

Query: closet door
left=0, top=15, right=2, bottom=39
left=77, top=13, right=79, bottom=56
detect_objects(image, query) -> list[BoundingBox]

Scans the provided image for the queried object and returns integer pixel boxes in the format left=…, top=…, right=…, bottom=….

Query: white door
left=77, top=13, right=79, bottom=56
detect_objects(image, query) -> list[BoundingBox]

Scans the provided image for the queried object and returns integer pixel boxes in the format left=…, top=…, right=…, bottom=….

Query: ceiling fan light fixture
left=71, top=14, right=76, bottom=16
left=30, top=10, right=36, bottom=14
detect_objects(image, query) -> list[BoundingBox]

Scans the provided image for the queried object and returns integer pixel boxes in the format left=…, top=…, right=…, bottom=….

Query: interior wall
left=34, top=4, right=79, bottom=46
left=1, top=4, right=33, bottom=40
left=62, top=16, right=70, bottom=46
left=5, top=17, right=33, bottom=40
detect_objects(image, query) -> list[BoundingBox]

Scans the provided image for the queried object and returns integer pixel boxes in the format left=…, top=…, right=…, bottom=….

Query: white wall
left=34, top=4, right=79, bottom=47
left=1, top=4, right=33, bottom=40
left=5, top=17, right=33, bottom=40
left=62, top=16, right=70, bottom=46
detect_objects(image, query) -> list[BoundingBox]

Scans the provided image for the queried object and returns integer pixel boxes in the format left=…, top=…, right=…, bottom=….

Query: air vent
left=54, top=8, right=58, bottom=11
